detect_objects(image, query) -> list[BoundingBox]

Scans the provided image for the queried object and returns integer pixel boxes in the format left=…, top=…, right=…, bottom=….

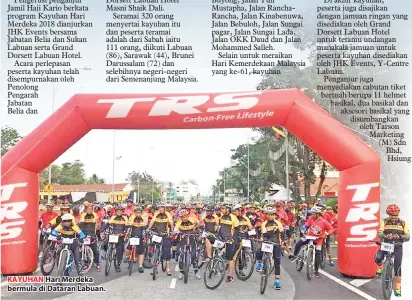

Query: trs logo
left=0, top=183, right=28, bottom=240
left=345, top=182, right=380, bottom=242
left=97, top=92, right=262, bottom=118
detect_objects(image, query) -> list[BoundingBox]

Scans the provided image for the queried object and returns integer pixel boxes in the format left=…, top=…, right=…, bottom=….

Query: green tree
left=87, top=174, right=106, bottom=184
left=39, top=165, right=62, bottom=186
left=126, top=171, right=161, bottom=203
left=1, top=126, right=21, bottom=156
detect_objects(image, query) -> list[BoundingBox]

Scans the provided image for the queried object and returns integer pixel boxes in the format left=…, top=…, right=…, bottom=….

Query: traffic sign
left=44, top=184, right=53, bottom=192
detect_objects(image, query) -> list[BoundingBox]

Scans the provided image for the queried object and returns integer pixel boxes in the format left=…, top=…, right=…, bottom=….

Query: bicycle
left=203, top=234, right=227, bottom=290
left=150, top=231, right=170, bottom=280
left=196, top=233, right=207, bottom=269
left=177, top=232, right=200, bottom=283
left=259, top=240, right=278, bottom=295
left=105, top=232, right=122, bottom=276
left=127, top=235, right=142, bottom=276
left=370, top=240, right=403, bottom=300
left=40, top=233, right=58, bottom=276
left=56, top=237, right=81, bottom=285
left=234, top=237, right=254, bottom=281
left=295, top=235, right=317, bottom=280
left=79, top=235, right=95, bottom=274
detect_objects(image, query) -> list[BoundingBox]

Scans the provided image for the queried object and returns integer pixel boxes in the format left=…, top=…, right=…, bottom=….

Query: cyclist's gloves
left=51, top=229, right=58, bottom=237
left=78, top=231, right=86, bottom=239
left=301, top=225, right=308, bottom=233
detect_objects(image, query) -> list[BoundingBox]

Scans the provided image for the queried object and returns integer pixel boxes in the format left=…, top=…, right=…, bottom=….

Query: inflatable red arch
left=1, top=89, right=380, bottom=277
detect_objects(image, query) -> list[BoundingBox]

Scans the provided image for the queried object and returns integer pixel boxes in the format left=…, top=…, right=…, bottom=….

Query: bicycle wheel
left=40, top=244, right=56, bottom=276
left=152, top=247, right=159, bottom=281
left=319, top=245, right=326, bottom=270
left=98, top=240, right=107, bottom=261
left=382, top=258, right=393, bottom=300
left=235, top=250, right=254, bottom=281
left=306, top=248, right=314, bottom=280
left=105, top=244, right=113, bottom=276
left=57, top=250, right=68, bottom=285
left=296, top=248, right=304, bottom=272
left=128, top=247, right=134, bottom=276
left=197, top=244, right=206, bottom=269
left=260, top=256, right=270, bottom=294
left=81, top=246, right=94, bottom=274
left=204, top=257, right=225, bottom=290
left=183, top=250, right=190, bottom=284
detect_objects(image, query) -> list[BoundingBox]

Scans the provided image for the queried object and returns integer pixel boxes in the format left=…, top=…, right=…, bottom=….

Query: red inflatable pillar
left=1, top=166, right=39, bottom=275
left=338, top=160, right=380, bottom=278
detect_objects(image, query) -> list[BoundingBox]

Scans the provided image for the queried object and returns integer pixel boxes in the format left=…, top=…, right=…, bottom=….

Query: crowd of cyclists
left=38, top=198, right=408, bottom=297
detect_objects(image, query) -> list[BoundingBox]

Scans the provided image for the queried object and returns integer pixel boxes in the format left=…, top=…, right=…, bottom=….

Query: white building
left=175, top=183, right=199, bottom=202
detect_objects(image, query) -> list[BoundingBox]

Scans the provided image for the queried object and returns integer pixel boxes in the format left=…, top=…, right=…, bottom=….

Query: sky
left=0, top=0, right=305, bottom=195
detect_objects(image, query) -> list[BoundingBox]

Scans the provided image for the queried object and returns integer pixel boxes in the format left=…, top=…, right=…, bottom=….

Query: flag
left=272, top=126, right=286, bottom=140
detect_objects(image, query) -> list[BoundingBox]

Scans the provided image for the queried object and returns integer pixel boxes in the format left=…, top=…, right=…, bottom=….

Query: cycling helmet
left=275, top=201, right=283, bottom=207
left=386, top=204, right=400, bottom=216
left=152, top=204, right=158, bottom=210
left=178, top=209, right=189, bottom=217
left=115, top=205, right=124, bottom=210
left=325, top=206, right=333, bottom=210
left=126, top=199, right=133, bottom=203
left=206, top=204, right=214, bottom=211
left=106, top=204, right=113, bottom=210
left=311, top=206, right=323, bottom=214
left=146, top=204, right=153, bottom=210
left=135, top=206, right=143, bottom=211
left=264, top=207, right=275, bottom=214
left=60, top=204, right=70, bottom=210
left=46, top=202, right=54, bottom=207
left=158, top=202, right=165, bottom=207
left=165, top=203, right=172, bottom=208
left=62, top=214, right=73, bottom=221
left=285, top=207, right=290, bottom=214
left=233, top=204, right=242, bottom=211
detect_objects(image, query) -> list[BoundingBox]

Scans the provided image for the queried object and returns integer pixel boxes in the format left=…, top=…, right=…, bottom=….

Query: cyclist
left=51, top=214, right=85, bottom=274
left=274, top=202, right=288, bottom=242
left=289, top=206, right=334, bottom=278
left=217, top=203, right=239, bottom=283
left=72, top=205, right=81, bottom=224
left=202, top=204, right=220, bottom=260
left=322, top=206, right=336, bottom=266
left=124, top=199, right=135, bottom=217
left=375, top=204, right=410, bottom=297
left=125, top=206, right=147, bottom=273
left=257, top=207, right=283, bottom=290
left=284, top=207, right=296, bottom=251
left=79, top=203, right=101, bottom=272
left=103, top=205, right=129, bottom=272
left=39, top=202, right=58, bottom=246
left=174, top=209, right=202, bottom=280
left=48, top=204, right=71, bottom=228
left=233, top=204, right=253, bottom=276
left=148, top=202, right=173, bottom=276
left=215, top=205, right=222, bottom=218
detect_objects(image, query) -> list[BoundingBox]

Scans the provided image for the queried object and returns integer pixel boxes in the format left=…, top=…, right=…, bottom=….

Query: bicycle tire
left=204, top=257, right=225, bottom=290
left=382, top=258, right=393, bottom=300
left=296, top=249, right=305, bottom=272
left=152, top=247, right=159, bottom=281
left=197, top=245, right=206, bottom=269
left=40, top=244, right=56, bottom=276
left=306, top=247, right=314, bottom=280
left=105, top=244, right=113, bottom=276
left=235, top=250, right=254, bottom=281
left=81, top=245, right=94, bottom=274
left=260, top=256, right=270, bottom=294
left=98, top=241, right=107, bottom=261
left=57, top=250, right=68, bottom=285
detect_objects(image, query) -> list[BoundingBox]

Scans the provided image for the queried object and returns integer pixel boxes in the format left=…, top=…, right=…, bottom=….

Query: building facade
left=175, top=184, right=199, bottom=202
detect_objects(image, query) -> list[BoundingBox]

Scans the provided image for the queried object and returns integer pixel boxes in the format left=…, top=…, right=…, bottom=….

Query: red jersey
left=124, top=205, right=135, bottom=217
left=286, top=213, right=295, bottom=227
left=40, top=211, right=58, bottom=229
left=275, top=209, right=288, bottom=225
left=305, top=216, right=334, bottom=245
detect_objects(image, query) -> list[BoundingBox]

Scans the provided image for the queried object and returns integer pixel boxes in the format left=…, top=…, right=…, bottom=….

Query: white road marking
left=349, top=278, right=374, bottom=287
left=318, top=269, right=378, bottom=300
left=169, top=278, right=177, bottom=289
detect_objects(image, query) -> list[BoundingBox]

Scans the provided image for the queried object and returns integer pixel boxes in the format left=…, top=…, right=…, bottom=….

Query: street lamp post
left=47, top=67, right=91, bottom=200
left=285, top=129, right=290, bottom=202
left=247, top=133, right=250, bottom=201
left=111, top=131, right=122, bottom=203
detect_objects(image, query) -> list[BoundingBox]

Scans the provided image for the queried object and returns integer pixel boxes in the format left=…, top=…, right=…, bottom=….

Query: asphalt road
left=1, top=244, right=388, bottom=300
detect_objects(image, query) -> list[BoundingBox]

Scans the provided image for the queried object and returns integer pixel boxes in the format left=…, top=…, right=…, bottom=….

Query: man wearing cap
left=48, top=204, right=72, bottom=229
left=125, top=206, right=147, bottom=273
left=79, top=204, right=101, bottom=272
left=202, top=205, right=220, bottom=260
left=39, top=202, right=58, bottom=248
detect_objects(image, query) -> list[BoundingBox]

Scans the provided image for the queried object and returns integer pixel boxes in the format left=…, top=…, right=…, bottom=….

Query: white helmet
left=311, top=206, right=322, bottom=214
left=62, top=214, right=73, bottom=221
left=233, top=204, right=242, bottom=210
left=264, top=207, right=275, bottom=214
